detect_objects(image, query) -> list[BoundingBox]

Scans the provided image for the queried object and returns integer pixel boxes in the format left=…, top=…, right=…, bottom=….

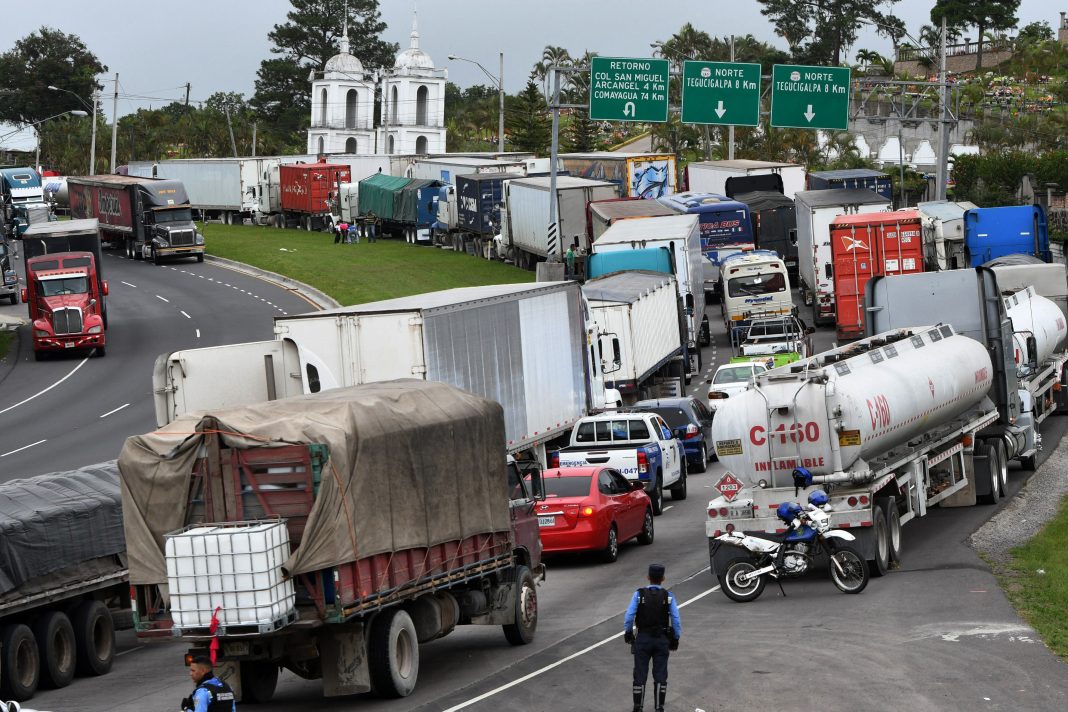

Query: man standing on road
left=181, top=654, right=236, bottom=712
left=624, top=563, right=681, bottom=712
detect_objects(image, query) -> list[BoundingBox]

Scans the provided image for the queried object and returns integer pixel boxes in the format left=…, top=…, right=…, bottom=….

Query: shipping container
left=807, top=169, right=893, bottom=202
left=456, top=173, right=511, bottom=237
left=559, top=152, right=677, bottom=199
left=279, top=163, right=350, bottom=230
left=404, top=157, right=525, bottom=184
left=504, top=176, right=618, bottom=267
left=686, top=160, right=806, bottom=199
left=829, top=209, right=924, bottom=340
left=586, top=197, right=676, bottom=242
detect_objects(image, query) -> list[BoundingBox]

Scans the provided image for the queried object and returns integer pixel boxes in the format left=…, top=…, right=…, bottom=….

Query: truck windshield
left=728, top=272, right=786, bottom=297
left=154, top=208, right=193, bottom=223
left=39, top=276, right=88, bottom=296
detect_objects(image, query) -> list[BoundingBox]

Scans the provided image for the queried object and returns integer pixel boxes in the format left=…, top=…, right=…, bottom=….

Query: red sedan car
left=534, top=467, right=655, bottom=562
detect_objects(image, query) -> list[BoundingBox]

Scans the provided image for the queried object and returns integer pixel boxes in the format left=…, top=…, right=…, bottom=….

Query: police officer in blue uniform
left=181, top=654, right=236, bottom=712
left=624, top=563, right=682, bottom=712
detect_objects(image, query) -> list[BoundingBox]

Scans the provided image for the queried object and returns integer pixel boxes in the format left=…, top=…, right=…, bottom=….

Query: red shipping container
left=279, top=163, right=351, bottom=215
left=830, top=210, right=923, bottom=340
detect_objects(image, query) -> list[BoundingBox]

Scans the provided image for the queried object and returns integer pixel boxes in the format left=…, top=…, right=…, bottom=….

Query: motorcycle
left=713, top=489, right=869, bottom=602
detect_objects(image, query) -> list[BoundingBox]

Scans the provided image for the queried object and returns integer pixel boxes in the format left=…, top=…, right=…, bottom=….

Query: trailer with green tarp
left=356, top=174, right=411, bottom=221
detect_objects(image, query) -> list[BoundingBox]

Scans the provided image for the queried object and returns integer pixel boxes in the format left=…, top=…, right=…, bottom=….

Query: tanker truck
left=707, top=266, right=1068, bottom=581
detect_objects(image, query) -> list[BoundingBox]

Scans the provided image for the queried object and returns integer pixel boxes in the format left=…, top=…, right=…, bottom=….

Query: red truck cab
left=23, top=251, right=108, bottom=359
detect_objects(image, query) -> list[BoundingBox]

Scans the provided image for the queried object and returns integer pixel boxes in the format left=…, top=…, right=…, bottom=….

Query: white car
left=707, top=362, right=767, bottom=410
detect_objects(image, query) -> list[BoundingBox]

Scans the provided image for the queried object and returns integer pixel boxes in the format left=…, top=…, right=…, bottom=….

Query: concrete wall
left=894, top=48, right=1014, bottom=78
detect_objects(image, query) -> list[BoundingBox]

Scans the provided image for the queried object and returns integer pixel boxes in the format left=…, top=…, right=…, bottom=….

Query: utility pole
left=184, top=83, right=191, bottom=108
left=498, top=52, right=505, bottom=153
left=110, top=73, right=119, bottom=173
left=728, top=35, right=736, bottom=161
left=252, top=122, right=257, bottom=158
left=89, top=90, right=99, bottom=175
left=935, top=17, right=950, bottom=201
left=224, top=104, right=239, bottom=157
left=547, top=67, right=562, bottom=262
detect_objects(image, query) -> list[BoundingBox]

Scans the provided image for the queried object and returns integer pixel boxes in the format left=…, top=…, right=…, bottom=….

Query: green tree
left=1016, top=21, right=1053, bottom=47
left=251, top=0, right=397, bottom=145
left=505, top=81, right=550, bottom=154
left=757, top=0, right=892, bottom=66
left=0, top=27, right=106, bottom=125
left=565, top=111, right=599, bottom=152
left=931, top=0, right=1020, bottom=70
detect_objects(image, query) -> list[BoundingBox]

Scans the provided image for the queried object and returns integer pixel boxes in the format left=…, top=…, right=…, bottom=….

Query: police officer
left=181, top=654, right=236, bottom=712
left=624, top=563, right=681, bottom=712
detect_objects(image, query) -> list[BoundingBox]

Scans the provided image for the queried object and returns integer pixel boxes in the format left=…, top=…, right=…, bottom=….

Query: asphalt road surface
left=24, top=292, right=1068, bottom=711
left=0, top=249, right=318, bottom=480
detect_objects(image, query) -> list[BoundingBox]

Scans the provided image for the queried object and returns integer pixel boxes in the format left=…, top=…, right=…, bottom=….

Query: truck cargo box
left=807, top=169, right=892, bottom=202
left=457, top=173, right=512, bottom=236
left=559, top=152, right=676, bottom=198
left=505, top=176, right=618, bottom=257
left=587, top=197, right=675, bottom=242
left=964, top=204, right=1050, bottom=266
left=22, top=218, right=104, bottom=285
left=357, top=173, right=411, bottom=220
left=733, top=191, right=798, bottom=275
left=686, top=160, right=806, bottom=199
left=279, top=163, right=350, bottom=215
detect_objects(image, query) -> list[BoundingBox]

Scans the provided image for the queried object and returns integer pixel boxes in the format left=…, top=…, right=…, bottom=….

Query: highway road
left=0, top=250, right=319, bottom=480
left=24, top=293, right=1068, bottom=711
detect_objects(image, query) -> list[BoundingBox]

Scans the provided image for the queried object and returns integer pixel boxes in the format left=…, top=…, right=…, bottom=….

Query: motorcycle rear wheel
left=720, top=558, right=766, bottom=602
left=829, top=546, right=869, bottom=594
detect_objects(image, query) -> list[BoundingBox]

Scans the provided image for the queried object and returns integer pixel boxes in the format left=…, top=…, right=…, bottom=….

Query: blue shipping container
left=808, top=169, right=892, bottom=202
left=657, top=192, right=753, bottom=266
left=964, top=205, right=1049, bottom=266
left=456, top=173, right=507, bottom=236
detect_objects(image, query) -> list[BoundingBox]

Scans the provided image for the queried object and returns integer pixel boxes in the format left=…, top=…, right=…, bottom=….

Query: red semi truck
left=68, top=175, right=204, bottom=263
left=278, top=162, right=350, bottom=231
left=21, top=219, right=108, bottom=359
left=830, top=209, right=924, bottom=340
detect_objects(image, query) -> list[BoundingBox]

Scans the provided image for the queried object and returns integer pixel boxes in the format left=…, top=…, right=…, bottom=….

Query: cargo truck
left=794, top=188, right=891, bottom=327
left=356, top=173, right=441, bottom=243
left=582, top=271, right=686, bottom=404
left=657, top=192, right=754, bottom=298
left=503, top=176, right=618, bottom=268
left=828, top=209, right=924, bottom=340
left=0, top=168, right=44, bottom=228
left=67, top=175, right=204, bottom=263
left=734, top=191, right=798, bottom=278
left=586, top=197, right=676, bottom=243
left=0, top=463, right=128, bottom=702
left=405, top=156, right=524, bottom=184
left=807, top=169, right=893, bottom=202
left=685, top=160, right=806, bottom=199
left=123, top=381, right=546, bottom=702
left=278, top=162, right=351, bottom=231
left=963, top=204, right=1050, bottom=266
left=559, top=152, right=676, bottom=199
left=152, top=282, right=615, bottom=466
left=916, top=199, right=979, bottom=270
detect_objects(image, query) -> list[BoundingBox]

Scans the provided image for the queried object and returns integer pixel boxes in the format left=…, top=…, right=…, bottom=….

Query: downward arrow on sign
left=715, top=100, right=726, bottom=118
left=804, top=104, right=816, bottom=122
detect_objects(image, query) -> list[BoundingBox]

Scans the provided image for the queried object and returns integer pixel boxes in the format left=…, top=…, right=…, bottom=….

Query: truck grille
left=169, top=229, right=195, bottom=247
left=53, top=307, right=83, bottom=335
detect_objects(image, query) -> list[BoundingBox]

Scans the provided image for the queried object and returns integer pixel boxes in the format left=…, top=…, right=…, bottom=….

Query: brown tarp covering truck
left=118, top=379, right=511, bottom=584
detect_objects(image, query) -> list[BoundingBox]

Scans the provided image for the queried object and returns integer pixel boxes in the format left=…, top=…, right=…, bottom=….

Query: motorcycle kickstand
left=774, top=576, right=787, bottom=597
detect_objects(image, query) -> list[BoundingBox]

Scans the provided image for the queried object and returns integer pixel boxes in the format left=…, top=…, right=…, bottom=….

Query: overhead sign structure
left=680, top=61, right=761, bottom=126
left=770, top=64, right=851, bottom=130
left=589, top=56, right=669, bottom=123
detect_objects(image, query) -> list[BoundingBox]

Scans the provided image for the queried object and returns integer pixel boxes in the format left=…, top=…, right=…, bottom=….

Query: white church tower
left=377, top=10, right=447, bottom=154
left=306, top=19, right=376, bottom=155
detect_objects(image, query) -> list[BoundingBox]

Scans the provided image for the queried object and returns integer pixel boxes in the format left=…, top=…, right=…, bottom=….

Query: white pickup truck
left=549, top=412, right=686, bottom=515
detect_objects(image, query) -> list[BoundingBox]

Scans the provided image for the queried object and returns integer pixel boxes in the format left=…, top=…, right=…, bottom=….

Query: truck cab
left=0, top=240, right=17, bottom=305
left=23, top=251, right=107, bottom=358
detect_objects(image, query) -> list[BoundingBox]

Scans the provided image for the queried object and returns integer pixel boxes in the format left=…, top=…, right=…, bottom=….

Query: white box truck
left=153, top=282, right=613, bottom=464
left=686, top=160, right=807, bottom=199
left=582, top=271, right=685, bottom=403
left=794, top=188, right=891, bottom=327
left=503, top=176, right=618, bottom=268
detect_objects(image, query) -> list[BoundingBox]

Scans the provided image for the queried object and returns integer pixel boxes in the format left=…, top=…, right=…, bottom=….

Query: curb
left=204, top=255, right=341, bottom=311
left=609, top=130, right=651, bottom=151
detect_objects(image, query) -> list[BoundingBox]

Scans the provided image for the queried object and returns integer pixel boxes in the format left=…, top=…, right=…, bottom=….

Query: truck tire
left=1, top=623, right=40, bottom=701
left=34, top=611, right=76, bottom=689
left=885, top=497, right=902, bottom=564
left=502, top=565, right=538, bottom=646
left=72, top=599, right=114, bottom=676
left=368, top=609, right=419, bottom=698
left=93, top=346, right=106, bottom=358
left=670, top=466, right=688, bottom=501
left=868, top=505, right=890, bottom=578
left=240, top=660, right=279, bottom=703
left=196, top=253, right=205, bottom=263
left=151, top=247, right=160, bottom=265
left=995, top=440, right=1009, bottom=496
left=650, top=475, right=664, bottom=516
left=978, top=443, right=1001, bottom=505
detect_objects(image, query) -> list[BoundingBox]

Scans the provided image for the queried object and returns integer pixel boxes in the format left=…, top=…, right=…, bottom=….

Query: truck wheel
left=885, top=497, right=902, bottom=564
left=650, top=476, right=664, bottom=516
left=1, top=623, right=40, bottom=701
left=670, top=467, right=688, bottom=501
left=502, top=565, right=538, bottom=646
left=196, top=253, right=205, bottom=263
left=34, top=350, right=46, bottom=362
left=601, top=525, right=620, bottom=563
left=868, top=505, right=890, bottom=578
left=151, top=247, right=160, bottom=265
left=9, top=292, right=17, bottom=305
left=93, top=346, right=106, bottom=358
left=995, top=441, right=1009, bottom=496
left=637, top=508, right=655, bottom=545
left=72, top=599, right=114, bottom=676
left=978, top=443, right=1001, bottom=505
left=368, top=609, right=419, bottom=698
left=34, top=611, right=76, bottom=689
left=240, top=660, right=278, bottom=703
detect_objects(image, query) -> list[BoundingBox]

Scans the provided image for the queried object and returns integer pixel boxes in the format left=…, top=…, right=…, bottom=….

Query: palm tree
left=539, top=46, right=572, bottom=101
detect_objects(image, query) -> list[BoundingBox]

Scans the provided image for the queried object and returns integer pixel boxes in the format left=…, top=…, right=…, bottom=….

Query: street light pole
left=447, top=54, right=505, bottom=152
left=110, top=72, right=119, bottom=173
left=90, top=90, right=99, bottom=175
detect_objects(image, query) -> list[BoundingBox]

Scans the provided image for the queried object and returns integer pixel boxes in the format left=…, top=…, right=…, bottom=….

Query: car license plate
left=538, top=516, right=556, bottom=527
left=64, top=342, right=75, bottom=348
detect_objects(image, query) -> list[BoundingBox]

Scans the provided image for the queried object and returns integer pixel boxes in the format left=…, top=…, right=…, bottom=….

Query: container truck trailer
left=685, top=160, right=806, bottom=199
left=807, top=169, right=893, bottom=202
left=278, top=162, right=350, bottom=231
left=559, top=152, right=676, bottom=199
left=122, top=380, right=546, bottom=702
left=67, top=175, right=204, bottom=263
left=405, top=156, right=525, bottom=183
left=734, top=191, right=798, bottom=278
left=586, top=197, right=676, bottom=243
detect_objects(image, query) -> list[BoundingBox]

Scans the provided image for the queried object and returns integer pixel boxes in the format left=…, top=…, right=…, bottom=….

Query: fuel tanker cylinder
left=42, top=176, right=68, bottom=206
left=712, top=326, right=994, bottom=485
left=1004, top=287, right=1067, bottom=368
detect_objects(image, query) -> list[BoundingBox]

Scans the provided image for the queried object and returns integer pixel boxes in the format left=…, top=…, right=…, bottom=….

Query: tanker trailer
left=707, top=325, right=1002, bottom=580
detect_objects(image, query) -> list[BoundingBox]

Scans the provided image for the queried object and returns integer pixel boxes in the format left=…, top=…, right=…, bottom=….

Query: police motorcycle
left=712, top=478, right=869, bottom=602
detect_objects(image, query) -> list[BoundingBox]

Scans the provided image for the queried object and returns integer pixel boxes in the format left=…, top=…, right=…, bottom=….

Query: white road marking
left=155, top=294, right=169, bottom=303
left=443, top=583, right=721, bottom=711
left=115, top=646, right=144, bottom=657
left=663, top=505, right=673, bottom=511
left=99, top=403, right=130, bottom=418
left=0, top=357, right=91, bottom=416
left=121, top=281, right=137, bottom=288
left=195, top=329, right=201, bottom=338
left=1, top=439, right=47, bottom=457
left=224, top=283, right=231, bottom=287
left=180, top=310, right=191, bottom=319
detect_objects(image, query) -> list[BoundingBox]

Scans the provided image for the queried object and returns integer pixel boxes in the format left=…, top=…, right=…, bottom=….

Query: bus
left=719, top=250, right=793, bottom=345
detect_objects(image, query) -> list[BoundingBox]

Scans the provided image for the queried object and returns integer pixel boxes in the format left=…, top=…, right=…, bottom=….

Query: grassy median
left=0, top=331, right=12, bottom=361
left=1000, top=497, right=1068, bottom=659
left=201, top=223, right=533, bottom=305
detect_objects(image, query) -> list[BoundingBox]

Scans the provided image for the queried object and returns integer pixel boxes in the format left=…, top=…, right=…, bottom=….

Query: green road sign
left=770, top=64, right=851, bottom=130
left=680, top=61, right=761, bottom=126
left=589, top=57, right=669, bottom=123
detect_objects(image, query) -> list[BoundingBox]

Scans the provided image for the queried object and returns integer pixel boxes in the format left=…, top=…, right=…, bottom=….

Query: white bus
left=720, top=250, right=794, bottom=345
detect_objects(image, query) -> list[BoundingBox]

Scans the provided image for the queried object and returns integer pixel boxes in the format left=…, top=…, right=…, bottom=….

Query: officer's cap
left=648, top=563, right=666, bottom=580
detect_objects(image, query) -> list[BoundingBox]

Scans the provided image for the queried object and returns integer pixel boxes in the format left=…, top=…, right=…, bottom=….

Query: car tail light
left=708, top=391, right=728, bottom=400
left=579, top=505, right=595, bottom=517
left=548, top=451, right=559, bottom=468
left=637, top=451, right=648, bottom=474
left=684, top=424, right=701, bottom=440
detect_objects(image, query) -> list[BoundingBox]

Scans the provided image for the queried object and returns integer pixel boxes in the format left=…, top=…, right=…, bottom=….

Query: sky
left=0, top=0, right=1056, bottom=150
